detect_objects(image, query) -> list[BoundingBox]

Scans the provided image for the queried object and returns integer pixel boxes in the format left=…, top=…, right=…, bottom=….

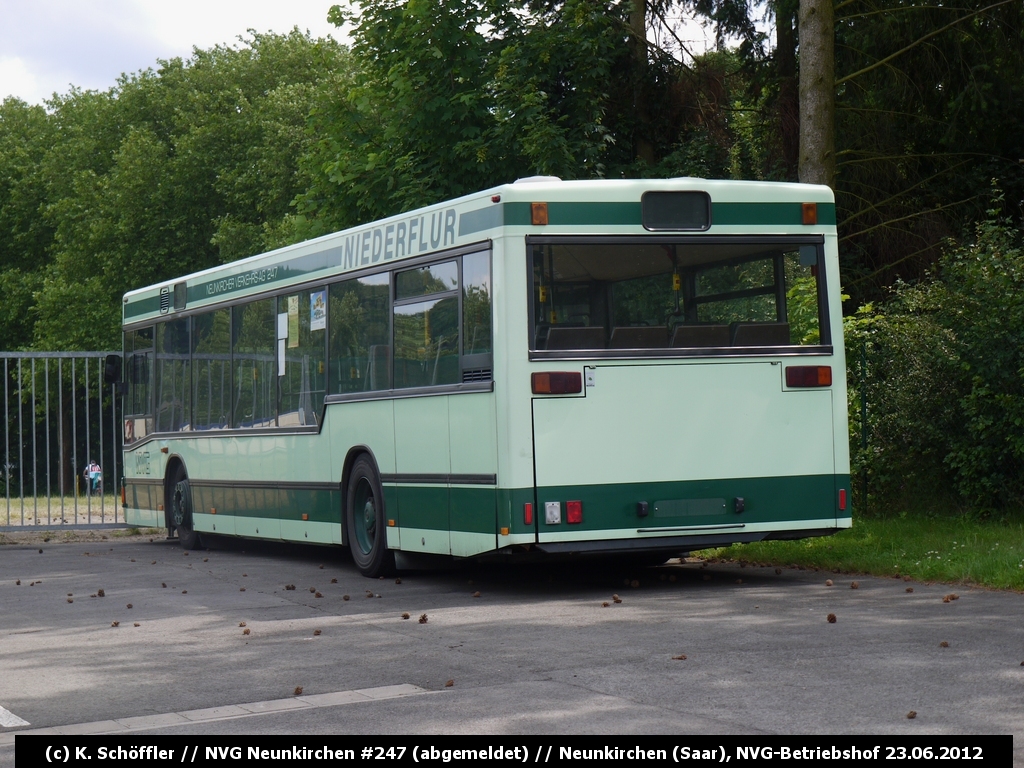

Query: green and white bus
left=116, top=177, right=851, bottom=577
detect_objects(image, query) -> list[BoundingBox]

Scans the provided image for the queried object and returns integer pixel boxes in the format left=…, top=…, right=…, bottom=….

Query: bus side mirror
left=103, top=354, right=122, bottom=385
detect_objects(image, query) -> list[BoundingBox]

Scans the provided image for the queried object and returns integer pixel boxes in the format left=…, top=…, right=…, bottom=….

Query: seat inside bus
left=730, top=321, right=790, bottom=346
left=608, top=326, right=669, bottom=348
left=545, top=326, right=607, bottom=350
left=670, top=323, right=730, bottom=347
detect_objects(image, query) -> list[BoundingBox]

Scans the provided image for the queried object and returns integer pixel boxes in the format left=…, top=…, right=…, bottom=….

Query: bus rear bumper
left=487, top=528, right=839, bottom=557
left=527, top=526, right=844, bottom=556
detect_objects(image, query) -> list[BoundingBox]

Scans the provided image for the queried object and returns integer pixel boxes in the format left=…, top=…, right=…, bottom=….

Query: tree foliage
left=291, top=0, right=628, bottom=234
left=848, top=189, right=1024, bottom=511
left=0, top=30, right=349, bottom=351
left=834, top=0, right=1024, bottom=302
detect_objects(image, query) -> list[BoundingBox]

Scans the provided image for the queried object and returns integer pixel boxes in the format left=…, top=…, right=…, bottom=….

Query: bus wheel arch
left=343, top=449, right=394, bottom=578
left=166, top=459, right=200, bottom=551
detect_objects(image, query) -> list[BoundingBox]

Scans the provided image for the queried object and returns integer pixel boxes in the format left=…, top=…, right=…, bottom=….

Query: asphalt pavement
left=0, top=532, right=1021, bottom=763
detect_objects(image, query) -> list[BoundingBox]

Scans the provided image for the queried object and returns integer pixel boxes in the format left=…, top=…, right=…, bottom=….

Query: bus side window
left=128, top=352, right=150, bottom=390
left=329, top=273, right=391, bottom=395
left=232, top=299, right=276, bottom=429
left=155, top=318, right=190, bottom=433
left=461, top=250, right=492, bottom=379
left=279, top=290, right=326, bottom=426
left=394, top=260, right=460, bottom=389
left=124, top=326, right=154, bottom=444
left=394, top=297, right=459, bottom=388
left=192, top=309, right=232, bottom=430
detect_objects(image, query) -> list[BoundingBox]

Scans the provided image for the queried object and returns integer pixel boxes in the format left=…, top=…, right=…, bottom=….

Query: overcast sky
left=0, top=0, right=343, bottom=105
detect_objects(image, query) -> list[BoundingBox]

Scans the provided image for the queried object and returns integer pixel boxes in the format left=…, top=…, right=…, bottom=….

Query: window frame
left=121, top=241, right=493, bottom=442
left=526, top=234, right=832, bottom=361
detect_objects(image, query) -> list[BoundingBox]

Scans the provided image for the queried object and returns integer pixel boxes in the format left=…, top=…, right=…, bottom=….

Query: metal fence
left=2, top=352, right=124, bottom=530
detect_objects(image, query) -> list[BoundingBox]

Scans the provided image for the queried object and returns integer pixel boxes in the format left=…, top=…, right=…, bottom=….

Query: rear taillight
left=532, top=371, right=582, bottom=394
left=785, top=365, right=832, bottom=387
left=839, top=489, right=847, bottom=511
left=567, top=500, right=582, bottom=524
left=524, top=502, right=533, bottom=526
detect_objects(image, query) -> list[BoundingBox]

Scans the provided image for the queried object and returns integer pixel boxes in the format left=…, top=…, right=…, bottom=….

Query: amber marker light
left=531, top=202, right=549, bottom=225
left=532, top=371, right=582, bottom=394
left=802, top=202, right=818, bottom=225
left=786, top=365, right=832, bottom=387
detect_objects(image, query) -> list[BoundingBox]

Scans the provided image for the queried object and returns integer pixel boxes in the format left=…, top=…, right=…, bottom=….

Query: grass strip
left=698, top=514, right=1024, bottom=591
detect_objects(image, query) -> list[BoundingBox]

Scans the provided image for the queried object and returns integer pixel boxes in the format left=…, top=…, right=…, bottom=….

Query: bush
left=848, top=192, right=1024, bottom=513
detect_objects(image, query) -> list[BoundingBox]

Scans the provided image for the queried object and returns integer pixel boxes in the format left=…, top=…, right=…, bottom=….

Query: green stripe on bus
left=374, top=474, right=850, bottom=536
left=125, top=481, right=161, bottom=516
left=189, top=484, right=341, bottom=524
left=175, top=483, right=497, bottom=535
left=711, top=202, right=837, bottom=226
left=498, top=487, right=535, bottom=533
left=494, top=201, right=836, bottom=230
left=124, top=295, right=162, bottom=321
left=126, top=475, right=850, bottom=540
left=501, top=202, right=641, bottom=227
left=393, top=484, right=496, bottom=535
left=517, top=473, right=850, bottom=535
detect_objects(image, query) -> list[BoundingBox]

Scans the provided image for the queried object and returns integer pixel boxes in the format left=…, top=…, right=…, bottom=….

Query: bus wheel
left=169, top=466, right=200, bottom=551
left=345, top=455, right=394, bottom=578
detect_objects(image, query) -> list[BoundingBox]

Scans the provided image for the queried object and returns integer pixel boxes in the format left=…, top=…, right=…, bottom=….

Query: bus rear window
left=529, top=238, right=827, bottom=353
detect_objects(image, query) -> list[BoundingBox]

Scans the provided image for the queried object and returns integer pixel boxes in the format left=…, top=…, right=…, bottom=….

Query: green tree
left=290, top=0, right=630, bottom=234
left=0, top=99, right=56, bottom=348
left=20, top=31, right=350, bottom=350
left=834, top=0, right=1024, bottom=301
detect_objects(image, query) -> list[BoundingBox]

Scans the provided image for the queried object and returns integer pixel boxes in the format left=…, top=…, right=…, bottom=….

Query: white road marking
left=0, top=684, right=429, bottom=745
left=0, top=706, right=29, bottom=728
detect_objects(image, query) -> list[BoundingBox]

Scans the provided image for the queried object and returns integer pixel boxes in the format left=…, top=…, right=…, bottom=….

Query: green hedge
left=847, top=192, right=1024, bottom=514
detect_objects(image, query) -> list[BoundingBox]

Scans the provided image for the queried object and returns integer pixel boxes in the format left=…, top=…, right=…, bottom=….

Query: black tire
left=345, top=455, right=394, bottom=578
left=169, top=465, right=200, bottom=551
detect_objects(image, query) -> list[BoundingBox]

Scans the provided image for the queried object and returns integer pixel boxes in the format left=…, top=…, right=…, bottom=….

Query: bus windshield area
left=529, top=238, right=827, bottom=352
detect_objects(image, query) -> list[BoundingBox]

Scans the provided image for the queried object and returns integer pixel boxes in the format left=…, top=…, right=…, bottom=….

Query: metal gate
left=2, top=352, right=124, bottom=530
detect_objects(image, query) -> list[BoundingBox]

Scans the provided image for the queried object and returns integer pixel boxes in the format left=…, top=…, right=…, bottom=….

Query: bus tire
left=169, top=465, right=200, bottom=551
left=345, top=455, right=394, bottom=578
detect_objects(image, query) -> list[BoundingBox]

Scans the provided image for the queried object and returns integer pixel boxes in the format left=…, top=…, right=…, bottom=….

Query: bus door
left=392, top=392, right=498, bottom=558
left=394, top=397, right=451, bottom=556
